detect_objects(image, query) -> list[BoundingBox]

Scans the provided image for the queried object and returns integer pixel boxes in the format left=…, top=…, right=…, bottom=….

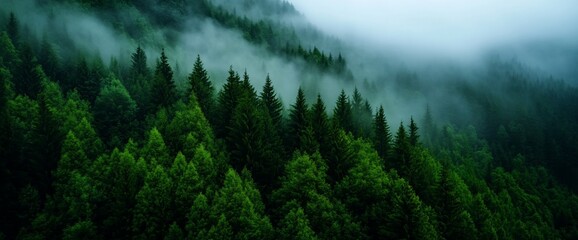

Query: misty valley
left=1, top=0, right=578, bottom=239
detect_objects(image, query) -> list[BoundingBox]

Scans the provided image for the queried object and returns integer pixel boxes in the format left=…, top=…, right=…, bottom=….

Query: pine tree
left=39, top=38, right=60, bottom=81
left=14, top=44, right=42, bottom=98
left=373, top=105, right=391, bottom=161
left=409, top=117, right=420, bottom=146
left=187, top=55, right=214, bottom=117
left=216, top=66, right=242, bottom=138
left=333, top=90, right=352, bottom=132
left=393, top=122, right=410, bottom=174
left=133, top=165, right=173, bottom=239
left=93, top=77, right=137, bottom=147
left=279, top=207, right=318, bottom=240
left=186, top=193, right=211, bottom=239
left=150, top=49, right=177, bottom=110
left=384, top=179, right=439, bottom=240
left=130, top=46, right=148, bottom=77
left=6, top=12, right=18, bottom=44
left=311, top=94, right=330, bottom=157
left=288, top=87, right=309, bottom=152
left=260, top=74, right=283, bottom=129
left=76, top=58, right=101, bottom=103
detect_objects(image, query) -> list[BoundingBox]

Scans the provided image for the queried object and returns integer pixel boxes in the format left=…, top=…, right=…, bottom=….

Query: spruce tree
left=6, top=12, right=18, bottom=44
left=409, top=117, right=420, bottom=146
left=187, top=55, right=214, bottom=117
left=260, top=74, right=283, bottom=129
left=288, top=87, right=309, bottom=152
left=373, top=105, right=391, bottom=161
left=216, top=66, right=241, bottom=138
left=311, top=94, right=330, bottom=157
left=150, top=49, right=177, bottom=110
left=333, top=90, right=352, bottom=132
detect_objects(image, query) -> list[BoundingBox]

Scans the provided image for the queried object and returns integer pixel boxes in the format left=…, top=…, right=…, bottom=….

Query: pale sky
left=289, top=0, right=578, bottom=59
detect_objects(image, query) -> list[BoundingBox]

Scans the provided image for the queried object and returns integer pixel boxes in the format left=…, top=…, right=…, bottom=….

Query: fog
left=1, top=0, right=357, bottom=110
left=3, top=0, right=577, bottom=126
left=289, top=0, right=578, bottom=64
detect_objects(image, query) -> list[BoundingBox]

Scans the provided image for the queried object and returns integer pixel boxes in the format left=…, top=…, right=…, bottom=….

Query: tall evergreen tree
left=384, top=179, right=439, bottom=240
left=216, top=66, right=241, bottom=138
left=392, top=122, right=410, bottom=174
left=14, top=44, right=42, bottom=98
left=409, top=117, right=420, bottom=146
left=333, top=90, right=352, bottom=132
left=6, top=12, right=18, bottom=44
left=373, top=105, right=391, bottom=161
left=150, top=49, right=177, bottom=110
left=187, top=55, right=214, bottom=117
left=260, top=74, right=283, bottom=129
left=288, top=87, right=309, bottom=152
left=351, top=87, right=372, bottom=137
left=38, top=38, right=60, bottom=81
left=130, top=46, right=148, bottom=77
left=311, top=94, right=330, bottom=157
left=76, top=58, right=101, bottom=103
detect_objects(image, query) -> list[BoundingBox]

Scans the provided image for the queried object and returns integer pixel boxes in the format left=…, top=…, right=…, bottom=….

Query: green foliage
left=333, top=90, right=352, bottom=132
left=62, top=220, right=98, bottom=240
left=216, top=66, right=242, bottom=138
left=288, top=87, right=309, bottom=152
left=187, top=55, right=214, bottom=118
left=383, top=179, right=438, bottom=240
left=2, top=7, right=578, bottom=240
left=279, top=207, right=318, bottom=240
left=141, top=127, right=171, bottom=168
left=133, top=165, right=173, bottom=239
left=373, top=105, right=391, bottom=160
left=260, top=74, right=283, bottom=129
left=0, top=31, right=18, bottom=70
left=211, top=169, right=273, bottom=239
left=150, top=49, right=177, bottom=110
left=94, top=77, right=137, bottom=147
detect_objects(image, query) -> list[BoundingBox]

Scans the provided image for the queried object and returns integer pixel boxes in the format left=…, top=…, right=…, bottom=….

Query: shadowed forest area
left=1, top=0, right=578, bottom=239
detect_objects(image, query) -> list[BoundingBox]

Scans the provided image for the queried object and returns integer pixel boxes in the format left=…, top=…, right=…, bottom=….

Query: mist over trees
left=1, top=0, right=578, bottom=239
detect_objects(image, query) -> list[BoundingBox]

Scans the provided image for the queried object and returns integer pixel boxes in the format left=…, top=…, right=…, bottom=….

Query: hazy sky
left=289, top=0, right=578, bottom=61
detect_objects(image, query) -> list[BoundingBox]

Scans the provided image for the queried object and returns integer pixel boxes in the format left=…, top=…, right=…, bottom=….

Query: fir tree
left=187, top=55, right=214, bottom=117
left=373, top=105, right=391, bottom=161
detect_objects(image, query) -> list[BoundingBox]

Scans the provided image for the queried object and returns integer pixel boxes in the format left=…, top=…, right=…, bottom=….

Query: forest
left=1, top=0, right=578, bottom=239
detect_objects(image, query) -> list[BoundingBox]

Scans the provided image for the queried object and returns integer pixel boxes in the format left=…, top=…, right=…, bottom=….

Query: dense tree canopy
left=1, top=3, right=578, bottom=240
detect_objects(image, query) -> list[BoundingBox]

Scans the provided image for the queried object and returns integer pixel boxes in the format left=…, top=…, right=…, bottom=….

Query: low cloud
left=289, top=0, right=578, bottom=63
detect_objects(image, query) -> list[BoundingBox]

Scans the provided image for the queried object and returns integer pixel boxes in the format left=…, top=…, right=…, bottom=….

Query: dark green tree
left=0, top=31, right=19, bottom=71
left=260, top=74, right=283, bottom=129
left=435, top=167, right=478, bottom=240
left=186, top=193, right=211, bottom=239
left=392, top=122, right=410, bottom=174
left=351, top=87, right=372, bottom=137
left=373, top=105, right=391, bottom=161
left=130, top=46, right=149, bottom=77
left=76, top=58, right=101, bottom=103
left=93, top=77, right=137, bottom=147
left=333, top=89, right=352, bottom=132
left=6, top=12, right=18, bottom=44
left=310, top=94, right=330, bottom=157
left=409, top=117, right=420, bottom=146
left=38, top=38, right=60, bottom=81
left=279, top=206, right=318, bottom=240
left=150, top=49, right=177, bottom=110
left=216, top=66, right=241, bottom=138
left=383, top=179, right=438, bottom=240
left=187, top=55, right=214, bottom=117
left=14, top=44, right=42, bottom=98
left=132, top=165, right=173, bottom=239
left=288, top=87, right=309, bottom=152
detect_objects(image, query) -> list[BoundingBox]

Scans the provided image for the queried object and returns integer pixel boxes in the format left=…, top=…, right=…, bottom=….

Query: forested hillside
left=1, top=0, right=578, bottom=239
